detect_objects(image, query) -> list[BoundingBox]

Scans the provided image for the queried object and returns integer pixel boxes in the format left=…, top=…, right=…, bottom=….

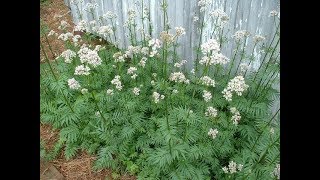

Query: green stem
left=195, top=17, right=205, bottom=74
left=91, top=92, right=107, bottom=127
left=234, top=38, right=248, bottom=75
left=40, top=41, right=75, bottom=113
left=243, top=43, right=257, bottom=77
left=252, top=22, right=280, bottom=82
left=250, top=109, right=280, bottom=152
left=227, top=41, right=241, bottom=78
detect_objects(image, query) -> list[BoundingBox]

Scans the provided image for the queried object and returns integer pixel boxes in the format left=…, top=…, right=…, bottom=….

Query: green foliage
left=40, top=4, right=280, bottom=179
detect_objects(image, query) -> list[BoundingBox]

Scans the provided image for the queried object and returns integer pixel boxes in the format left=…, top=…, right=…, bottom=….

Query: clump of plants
left=40, top=0, right=280, bottom=179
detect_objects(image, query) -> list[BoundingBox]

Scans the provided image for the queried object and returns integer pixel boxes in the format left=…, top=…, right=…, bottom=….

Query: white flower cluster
left=98, top=25, right=113, bottom=38
left=111, top=75, right=123, bottom=91
left=148, top=39, right=161, bottom=57
left=193, top=16, right=199, bottom=22
left=68, top=78, right=81, bottom=90
left=60, top=49, right=76, bottom=63
left=208, top=128, right=218, bottom=139
left=48, top=30, right=58, bottom=37
left=132, top=87, right=140, bottom=96
left=113, top=52, right=125, bottom=63
left=205, top=107, right=218, bottom=118
left=125, top=8, right=137, bottom=25
left=125, top=45, right=142, bottom=57
left=169, top=72, right=189, bottom=84
left=102, top=11, right=117, bottom=19
left=175, top=27, right=186, bottom=36
left=84, top=2, right=98, bottom=11
left=174, top=59, right=187, bottom=68
left=198, top=0, right=212, bottom=12
left=209, top=9, right=229, bottom=27
left=269, top=10, right=279, bottom=17
left=232, top=30, right=250, bottom=41
left=81, top=88, right=88, bottom=94
left=203, top=90, right=212, bottom=102
left=222, top=161, right=243, bottom=174
left=77, top=45, right=102, bottom=67
left=253, top=35, right=266, bottom=43
left=58, top=20, right=70, bottom=30
left=172, top=89, right=179, bottom=94
left=271, top=164, right=280, bottom=179
left=270, top=127, right=275, bottom=134
left=74, top=20, right=87, bottom=32
left=199, top=53, right=229, bottom=66
left=72, top=34, right=82, bottom=45
left=201, top=39, right=220, bottom=55
left=127, top=67, right=138, bottom=79
left=58, top=32, right=73, bottom=41
left=222, top=76, right=248, bottom=101
left=230, top=107, right=241, bottom=125
left=152, top=92, right=165, bottom=103
left=106, top=89, right=114, bottom=95
left=200, top=76, right=215, bottom=87
left=239, top=63, right=250, bottom=74
left=74, top=64, right=90, bottom=76
left=138, top=57, right=147, bottom=68
left=140, top=47, right=149, bottom=56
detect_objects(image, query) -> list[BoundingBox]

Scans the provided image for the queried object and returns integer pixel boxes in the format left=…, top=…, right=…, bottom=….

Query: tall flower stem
left=249, top=38, right=279, bottom=99
left=195, top=15, right=205, bottom=74
left=91, top=92, right=107, bottom=127
left=250, top=109, right=280, bottom=151
left=40, top=41, right=75, bottom=113
left=243, top=43, right=257, bottom=77
left=234, top=37, right=248, bottom=75
left=252, top=22, right=280, bottom=82
left=227, top=41, right=241, bottom=78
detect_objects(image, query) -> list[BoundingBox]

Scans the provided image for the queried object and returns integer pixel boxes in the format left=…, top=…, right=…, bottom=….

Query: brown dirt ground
left=40, top=1, right=135, bottom=179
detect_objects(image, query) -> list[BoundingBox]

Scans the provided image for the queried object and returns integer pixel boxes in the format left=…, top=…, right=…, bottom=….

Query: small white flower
left=172, top=89, right=179, bottom=94
left=203, top=90, right=212, bottom=102
left=68, top=78, right=81, bottom=90
left=152, top=73, right=157, bottom=78
left=191, top=69, right=195, bottom=74
left=222, top=167, right=228, bottom=173
left=132, top=87, right=140, bottom=96
left=237, top=164, right=243, bottom=171
left=169, top=72, right=189, bottom=84
left=193, top=16, right=199, bottom=22
left=60, top=49, right=76, bottom=63
left=208, top=128, right=218, bottom=139
left=175, top=27, right=186, bottom=36
left=200, top=76, right=215, bottom=87
left=230, top=107, right=241, bottom=126
left=253, top=35, right=266, bottom=43
left=58, top=32, right=73, bottom=41
left=205, top=107, right=218, bottom=118
left=74, top=65, right=90, bottom=75
left=127, top=67, right=137, bottom=75
left=272, top=164, right=280, bottom=179
left=151, top=80, right=155, bottom=86
left=48, top=30, right=57, bottom=36
left=222, top=76, right=248, bottom=101
left=232, top=30, right=250, bottom=41
left=228, top=161, right=237, bottom=174
left=95, top=111, right=101, bottom=117
left=153, top=92, right=164, bottom=103
left=131, top=74, right=138, bottom=79
left=111, top=75, right=123, bottom=91
left=106, top=89, right=114, bottom=95
left=81, top=88, right=88, bottom=94
left=269, top=10, right=279, bottom=17
left=270, top=127, right=275, bottom=134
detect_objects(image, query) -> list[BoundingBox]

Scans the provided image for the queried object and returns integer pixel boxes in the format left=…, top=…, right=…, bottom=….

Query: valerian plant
left=40, top=0, right=280, bottom=179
